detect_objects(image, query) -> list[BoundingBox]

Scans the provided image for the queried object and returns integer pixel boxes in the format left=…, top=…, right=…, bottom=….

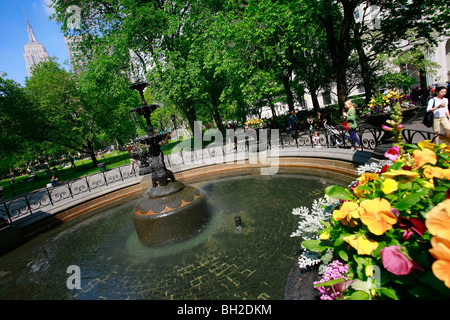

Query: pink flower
left=382, top=125, right=392, bottom=131
left=380, top=245, right=424, bottom=276
left=385, top=146, right=400, bottom=161
left=396, top=124, right=404, bottom=131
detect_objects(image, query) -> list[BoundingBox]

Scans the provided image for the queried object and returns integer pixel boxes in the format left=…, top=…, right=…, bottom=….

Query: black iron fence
left=0, top=166, right=138, bottom=224
left=0, top=126, right=434, bottom=225
left=162, top=126, right=434, bottom=170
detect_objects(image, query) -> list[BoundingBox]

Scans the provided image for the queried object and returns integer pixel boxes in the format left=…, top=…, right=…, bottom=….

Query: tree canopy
left=1, top=0, right=449, bottom=173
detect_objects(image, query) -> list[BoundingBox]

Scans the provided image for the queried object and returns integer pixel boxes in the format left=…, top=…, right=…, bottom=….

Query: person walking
left=343, top=100, right=363, bottom=151
left=427, top=86, right=450, bottom=144
left=289, top=110, right=299, bottom=138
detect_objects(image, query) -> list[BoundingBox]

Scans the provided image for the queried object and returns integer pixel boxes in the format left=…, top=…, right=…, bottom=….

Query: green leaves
left=324, top=185, right=353, bottom=201
left=314, top=278, right=346, bottom=288
left=301, top=240, right=331, bottom=252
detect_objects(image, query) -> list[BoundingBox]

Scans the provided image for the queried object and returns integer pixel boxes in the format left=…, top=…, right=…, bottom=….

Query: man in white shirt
left=427, top=86, right=450, bottom=144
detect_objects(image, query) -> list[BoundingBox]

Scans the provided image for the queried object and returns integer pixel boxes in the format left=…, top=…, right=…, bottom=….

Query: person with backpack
left=427, top=86, right=450, bottom=144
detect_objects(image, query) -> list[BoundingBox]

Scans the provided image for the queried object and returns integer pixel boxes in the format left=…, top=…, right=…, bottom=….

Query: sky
left=0, top=0, right=70, bottom=86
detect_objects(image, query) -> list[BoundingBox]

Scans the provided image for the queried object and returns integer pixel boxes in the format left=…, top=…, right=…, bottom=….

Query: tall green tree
left=51, top=0, right=232, bottom=133
left=345, top=0, right=450, bottom=104
left=22, top=59, right=137, bottom=167
left=0, top=74, right=34, bottom=174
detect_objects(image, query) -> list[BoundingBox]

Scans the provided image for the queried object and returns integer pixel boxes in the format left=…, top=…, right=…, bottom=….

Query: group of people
left=411, top=84, right=450, bottom=106
left=343, top=85, right=449, bottom=149
left=287, top=100, right=362, bottom=150
left=288, top=110, right=331, bottom=138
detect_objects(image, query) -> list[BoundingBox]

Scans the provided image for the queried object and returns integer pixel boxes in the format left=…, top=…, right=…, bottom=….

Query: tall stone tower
left=23, top=8, right=50, bottom=77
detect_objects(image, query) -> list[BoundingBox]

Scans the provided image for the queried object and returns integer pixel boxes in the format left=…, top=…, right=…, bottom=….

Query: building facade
left=23, top=9, right=50, bottom=77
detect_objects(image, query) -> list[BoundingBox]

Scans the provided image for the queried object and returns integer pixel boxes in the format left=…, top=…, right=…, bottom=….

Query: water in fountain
left=0, top=170, right=353, bottom=300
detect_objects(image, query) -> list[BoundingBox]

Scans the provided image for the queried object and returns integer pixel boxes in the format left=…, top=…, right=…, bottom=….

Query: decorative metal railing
left=0, top=127, right=434, bottom=225
left=0, top=166, right=138, bottom=224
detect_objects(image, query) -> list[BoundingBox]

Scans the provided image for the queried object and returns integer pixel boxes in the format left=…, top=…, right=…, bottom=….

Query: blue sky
left=0, top=0, right=70, bottom=86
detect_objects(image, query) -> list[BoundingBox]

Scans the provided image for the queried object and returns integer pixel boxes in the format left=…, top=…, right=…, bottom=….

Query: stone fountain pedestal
left=129, top=80, right=210, bottom=247
left=132, top=180, right=210, bottom=247
left=133, top=181, right=210, bottom=247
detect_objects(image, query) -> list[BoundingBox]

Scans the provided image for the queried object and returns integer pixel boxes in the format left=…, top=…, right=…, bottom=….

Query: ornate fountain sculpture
left=129, top=81, right=210, bottom=247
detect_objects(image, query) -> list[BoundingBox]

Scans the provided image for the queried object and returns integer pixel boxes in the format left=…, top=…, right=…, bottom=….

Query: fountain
left=129, top=81, right=210, bottom=247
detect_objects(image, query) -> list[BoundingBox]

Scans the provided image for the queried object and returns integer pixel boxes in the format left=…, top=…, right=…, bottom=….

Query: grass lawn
left=0, top=135, right=218, bottom=200
left=0, top=150, right=132, bottom=200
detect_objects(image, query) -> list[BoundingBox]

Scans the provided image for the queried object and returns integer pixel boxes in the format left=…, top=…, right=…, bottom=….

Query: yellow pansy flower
left=418, top=140, right=435, bottom=150
left=382, top=169, right=420, bottom=181
left=428, top=237, right=450, bottom=288
left=365, top=265, right=376, bottom=277
left=425, top=199, right=450, bottom=241
left=412, top=148, right=437, bottom=168
left=357, top=172, right=379, bottom=185
left=319, top=231, right=330, bottom=240
left=381, top=178, right=398, bottom=194
left=359, top=198, right=398, bottom=236
left=344, top=234, right=379, bottom=255
left=333, top=201, right=360, bottom=223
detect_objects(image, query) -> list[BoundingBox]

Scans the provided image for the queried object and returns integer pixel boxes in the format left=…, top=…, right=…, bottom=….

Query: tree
left=0, top=73, right=34, bottom=174
left=51, top=0, right=231, bottom=133
left=376, top=48, right=440, bottom=91
left=22, top=59, right=138, bottom=167
left=349, top=0, right=450, bottom=104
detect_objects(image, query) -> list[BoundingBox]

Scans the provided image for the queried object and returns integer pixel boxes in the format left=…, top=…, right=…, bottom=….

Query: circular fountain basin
left=0, top=169, right=353, bottom=300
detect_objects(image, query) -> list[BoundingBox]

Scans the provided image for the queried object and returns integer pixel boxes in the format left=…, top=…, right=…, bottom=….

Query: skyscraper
left=23, top=8, right=50, bottom=77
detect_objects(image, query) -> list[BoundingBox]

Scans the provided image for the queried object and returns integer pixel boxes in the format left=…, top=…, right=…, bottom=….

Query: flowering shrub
left=244, top=118, right=264, bottom=129
left=360, top=91, right=414, bottom=118
left=293, top=103, right=450, bottom=300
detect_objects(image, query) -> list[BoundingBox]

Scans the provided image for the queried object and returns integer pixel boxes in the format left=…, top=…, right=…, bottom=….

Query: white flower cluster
left=290, top=196, right=339, bottom=269
left=356, top=160, right=392, bottom=176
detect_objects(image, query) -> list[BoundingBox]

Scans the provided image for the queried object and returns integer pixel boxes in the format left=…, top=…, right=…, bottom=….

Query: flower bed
left=291, top=102, right=450, bottom=300
left=244, top=118, right=264, bottom=129
left=360, top=91, right=415, bottom=119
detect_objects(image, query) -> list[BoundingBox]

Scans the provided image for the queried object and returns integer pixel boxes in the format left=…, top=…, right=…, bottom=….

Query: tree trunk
left=352, top=20, right=373, bottom=105
left=321, top=0, right=357, bottom=113
left=336, top=69, right=348, bottom=114
left=281, top=71, right=295, bottom=112
left=181, top=101, right=197, bottom=135
left=267, top=97, right=277, bottom=118
left=211, top=106, right=225, bottom=133
left=310, top=89, right=321, bottom=114
left=86, top=140, right=98, bottom=167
